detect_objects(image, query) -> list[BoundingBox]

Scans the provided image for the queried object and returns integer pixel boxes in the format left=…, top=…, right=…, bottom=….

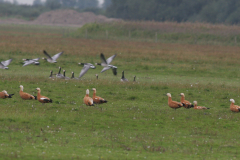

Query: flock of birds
left=0, top=85, right=107, bottom=107
left=166, top=93, right=240, bottom=112
left=1, top=50, right=240, bottom=112
left=1, top=50, right=132, bottom=82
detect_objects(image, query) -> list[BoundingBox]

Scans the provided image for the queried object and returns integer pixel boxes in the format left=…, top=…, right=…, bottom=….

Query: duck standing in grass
left=121, top=71, right=128, bottom=82
left=180, top=93, right=193, bottom=108
left=92, top=88, right=107, bottom=105
left=193, top=101, right=209, bottom=110
left=229, top=99, right=240, bottom=112
left=19, top=85, right=36, bottom=100
left=167, top=93, right=183, bottom=109
left=84, top=89, right=94, bottom=106
left=0, top=90, right=14, bottom=99
left=36, top=88, right=52, bottom=104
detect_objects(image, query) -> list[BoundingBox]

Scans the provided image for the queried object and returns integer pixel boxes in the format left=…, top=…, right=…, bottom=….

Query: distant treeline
left=105, top=0, right=240, bottom=24
left=1, top=0, right=240, bottom=24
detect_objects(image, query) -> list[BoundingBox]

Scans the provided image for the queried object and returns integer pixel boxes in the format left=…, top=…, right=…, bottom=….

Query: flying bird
left=96, top=53, right=117, bottom=75
left=78, top=63, right=96, bottom=78
left=0, top=59, right=12, bottom=69
left=42, top=50, right=63, bottom=63
left=22, top=58, right=40, bottom=66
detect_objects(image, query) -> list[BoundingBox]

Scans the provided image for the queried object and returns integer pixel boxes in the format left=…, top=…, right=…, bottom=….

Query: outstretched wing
left=79, top=64, right=91, bottom=78
left=100, top=66, right=111, bottom=73
left=1, top=59, right=12, bottom=67
left=106, top=54, right=117, bottom=64
left=0, top=63, right=5, bottom=69
left=52, top=52, right=63, bottom=61
left=22, top=60, right=35, bottom=67
left=43, top=50, right=52, bottom=60
left=100, top=53, right=108, bottom=66
left=32, top=58, right=40, bottom=61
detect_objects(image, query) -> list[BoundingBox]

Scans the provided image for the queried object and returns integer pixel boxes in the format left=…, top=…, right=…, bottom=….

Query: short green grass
left=0, top=24, right=240, bottom=159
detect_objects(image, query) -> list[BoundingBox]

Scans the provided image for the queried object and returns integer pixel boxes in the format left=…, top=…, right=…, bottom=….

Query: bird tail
left=34, top=96, right=37, bottom=100
left=190, top=104, right=194, bottom=108
left=181, top=103, right=185, bottom=107
left=49, top=99, right=53, bottom=103
left=207, top=108, right=210, bottom=109
left=8, top=94, right=14, bottom=98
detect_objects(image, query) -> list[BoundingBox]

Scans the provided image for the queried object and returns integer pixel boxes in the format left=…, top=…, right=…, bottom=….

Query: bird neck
left=230, top=102, right=235, bottom=107
left=58, top=68, right=61, bottom=74
left=93, top=90, right=96, bottom=97
left=168, top=97, right=172, bottom=103
left=71, top=73, right=74, bottom=78
left=181, top=96, right=185, bottom=102
left=122, top=73, right=124, bottom=79
left=37, top=90, right=41, bottom=97
left=86, top=94, right=89, bottom=97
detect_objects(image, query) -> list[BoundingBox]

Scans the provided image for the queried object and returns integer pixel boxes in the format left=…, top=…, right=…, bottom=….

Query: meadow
left=0, top=22, right=240, bottom=159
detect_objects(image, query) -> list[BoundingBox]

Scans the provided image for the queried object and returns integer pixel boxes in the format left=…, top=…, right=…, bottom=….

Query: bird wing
left=100, top=53, right=108, bottom=66
left=43, top=50, right=53, bottom=60
left=32, top=58, right=40, bottom=61
left=79, top=64, right=91, bottom=78
left=1, top=59, right=12, bottom=66
left=22, top=60, right=35, bottom=67
left=112, top=67, right=117, bottom=75
left=106, top=54, right=117, bottom=64
left=51, top=51, right=63, bottom=61
left=100, top=66, right=111, bottom=73
left=0, top=62, right=5, bottom=69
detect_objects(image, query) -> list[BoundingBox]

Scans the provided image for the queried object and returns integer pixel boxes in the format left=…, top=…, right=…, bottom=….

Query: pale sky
left=7, top=0, right=104, bottom=5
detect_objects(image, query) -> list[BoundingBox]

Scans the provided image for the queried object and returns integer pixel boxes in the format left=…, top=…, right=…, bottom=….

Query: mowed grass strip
left=0, top=24, right=240, bottom=159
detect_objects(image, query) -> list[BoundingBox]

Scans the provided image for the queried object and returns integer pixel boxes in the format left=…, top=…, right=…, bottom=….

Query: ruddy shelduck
left=180, top=93, right=194, bottom=108
left=84, top=89, right=94, bottom=106
left=229, top=99, right=240, bottom=112
left=36, top=88, right=52, bottom=104
left=193, top=101, right=209, bottom=110
left=0, top=90, right=14, bottom=99
left=167, top=93, right=183, bottom=109
left=19, top=85, right=36, bottom=100
left=92, top=88, right=107, bottom=104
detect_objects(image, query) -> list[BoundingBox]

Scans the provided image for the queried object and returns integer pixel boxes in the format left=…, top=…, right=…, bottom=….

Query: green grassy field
left=0, top=23, right=240, bottom=159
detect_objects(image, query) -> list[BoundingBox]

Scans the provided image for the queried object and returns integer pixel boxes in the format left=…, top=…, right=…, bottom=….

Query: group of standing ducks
left=167, top=93, right=240, bottom=112
left=1, top=85, right=107, bottom=106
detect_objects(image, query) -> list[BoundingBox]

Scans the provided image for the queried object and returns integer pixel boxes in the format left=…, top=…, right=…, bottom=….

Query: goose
left=180, top=93, right=193, bottom=108
left=56, top=67, right=65, bottom=79
left=121, top=71, right=128, bottom=82
left=166, top=93, right=183, bottom=109
left=193, top=101, right=209, bottom=110
left=19, top=85, right=36, bottom=100
left=63, top=70, right=70, bottom=80
left=95, top=53, right=117, bottom=75
left=133, top=76, right=136, bottom=82
left=229, top=99, right=240, bottom=112
left=42, top=50, right=63, bottom=63
left=0, top=90, right=14, bottom=99
left=0, top=59, right=12, bottom=69
left=83, top=89, right=94, bottom=106
left=71, top=72, right=79, bottom=80
left=78, top=63, right=96, bottom=78
left=22, top=58, right=40, bottom=66
left=49, top=70, right=56, bottom=78
left=92, top=88, right=107, bottom=104
left=36, top=88, right=52, bottom=104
